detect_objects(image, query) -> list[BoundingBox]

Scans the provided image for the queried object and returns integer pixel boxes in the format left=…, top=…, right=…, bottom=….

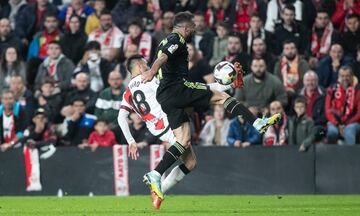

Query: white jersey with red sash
left=120, top=76, right=170, bottom=137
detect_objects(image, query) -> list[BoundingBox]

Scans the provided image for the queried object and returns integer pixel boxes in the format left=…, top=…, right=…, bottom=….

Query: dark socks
left=179, top=163, right=191, bottom=175
left=223, top=97, right=257, bottom=124
left=155, top=142, right=186, bottom=175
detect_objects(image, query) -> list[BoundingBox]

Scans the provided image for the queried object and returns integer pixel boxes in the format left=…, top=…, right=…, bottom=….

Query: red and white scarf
left=331, top=83, right=356, bottom=123
left=94, top=27, right=115, bottom=47
left=24, top=146, right=42, bottom=191
left=263, top=114, right=287, bottom=146
left=280, top=55, right=300, bottom=90
left=311, top=23, right=333, bottom=58
left=123, top=32, right=152, bottom=61
left=3, top=113, right=15, bottom=143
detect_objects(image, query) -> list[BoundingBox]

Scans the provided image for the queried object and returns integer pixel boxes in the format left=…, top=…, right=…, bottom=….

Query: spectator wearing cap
left=94, top=70, right=126, bottom=144
left=325, top=66, right=360, bottom=145
left=85, top=0, right=106, bottom=35
left=15, top=0, right=58, bottom=46
left=331, top=0, right=360, bottom=32
left=34, top=40, right=75, bottom=91
left=21, top=108, right=57, bottom=149
left=27, top=13, right=62, bottom=60
left=88, top=10, right=124, bottom=62
left=62, top=97, right=96, bottom=146
left=76, top=41, right=115, bottom=93
left=272, top=4, right=309, bottom=56
left=122, top=18, right=156, bottom=62
left=60, top=15, right=88, bottom=65
left=193, top=11, right=215, bottom=62
left=58, top=0, right=94, bottom=30
left=209, top=22, right=229, bottom=67
left=9, top=75, right=37, bottom=126
left=316, top=43, right=353, bottom=88
left=61, top=72, right=97, bottom=117
left=0, top=90, right=27, bottom=152
left=341, top=14, right=360, bottom=58
left=0, top=18, right=22, bottom=57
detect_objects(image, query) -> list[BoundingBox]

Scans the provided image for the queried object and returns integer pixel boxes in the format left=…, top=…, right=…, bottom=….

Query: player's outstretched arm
left=141, top=53, right=168, bottom=83
left=117, top=109, right=139, bottom=160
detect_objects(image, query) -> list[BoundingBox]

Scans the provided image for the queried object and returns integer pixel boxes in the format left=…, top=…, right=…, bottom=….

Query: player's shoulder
left=166, top=33, right=185, bottom=45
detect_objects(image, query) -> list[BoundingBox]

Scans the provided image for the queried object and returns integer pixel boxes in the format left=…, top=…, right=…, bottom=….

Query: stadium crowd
left=0, top=0, right=359, bottom=152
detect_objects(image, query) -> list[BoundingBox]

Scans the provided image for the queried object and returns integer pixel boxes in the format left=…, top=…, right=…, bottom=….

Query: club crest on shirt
left=167, top=44, right=178, bottom=54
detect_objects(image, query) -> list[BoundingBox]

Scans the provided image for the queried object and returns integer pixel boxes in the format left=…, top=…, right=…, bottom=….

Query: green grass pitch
left=0, top=195, right=360, bottom=216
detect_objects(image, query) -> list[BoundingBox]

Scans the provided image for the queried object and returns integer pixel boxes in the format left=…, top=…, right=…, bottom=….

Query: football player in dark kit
left=141, top=11, right=280, bottom=206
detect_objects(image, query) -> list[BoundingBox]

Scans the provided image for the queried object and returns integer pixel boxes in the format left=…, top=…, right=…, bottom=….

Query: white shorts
left=159, top=128, right=176, bottom=145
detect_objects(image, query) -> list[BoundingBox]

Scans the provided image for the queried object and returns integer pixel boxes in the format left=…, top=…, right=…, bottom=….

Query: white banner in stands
left=113, top=145, right=129, bottom=196
left=24, top=146, right=42, bottom=191
left=150, top=145, right=165, bottom=180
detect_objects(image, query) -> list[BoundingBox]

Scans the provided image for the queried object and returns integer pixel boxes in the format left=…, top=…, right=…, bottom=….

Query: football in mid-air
left=213, top=61, right=237, bottom=85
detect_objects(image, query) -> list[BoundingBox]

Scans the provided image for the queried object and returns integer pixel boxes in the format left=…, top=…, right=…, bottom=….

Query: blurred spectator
left=88, top=10, right=124, bottom=62
left=204, top=0, right=230, bottom=30
left=309, top=9, right=341, bottom=67
left=227, top=115, right=261, bottom=147
left=298, top=71, right=327, bottom=126
left=35, top=41, right=75, bottom=91
left=94, top=70, right=126, bottom=144
left=273, top=4, right=309, bottom=55
left=249, top=37, right=276, bottom=74
left=352, top=45, right=360, bottom=82
left=331, top=0, right=360, bottom=32
left=242, top=14, right=273, bottom=56
left=187, top=43, right=214, bottom=84
left=122, top=18, right=155, bottom=62
left=60, top=15, right=87, bottom=65
left=227, top=0, right=258, bottom=33
left=235, top=58, right=288, bottom=116
left=0, top=0, right=27, bottom=29
left=265, top=0, right=303, bottom=33
left=173, top=0, right=207, bottom=13
left=62, top=97, right=96, bottom=146
left=58, top=0, right=94, bottom=30
left=274, top=40, right=310, bottom=94
left=263, top=100, right=288, bottom=146
left=0, top=46, right=26, bottom=94
left=153, top=11, right=174, bottom=46
left=222, top=32, right=251, bottom=74
left=128, top=111, right=160, bottom=147
left=111, top=0, right=148, bottom=32
left=325, top=66, right=360, bottom=145
left=36, top=77, right=63, bottom=124
left=199, top=105, right=230, bottom=146
left=78, top=119, right=116, bottom=151
left=76, top=41, right=114, bottom=92
left=21, top=108, right=57, bottom=149
left=9, top=75, right=37, bottom=126
left=27, top=13, right=62, bottom=60
left=288, top=96, right=315, bottom=151
left=193, top=11, right=215, bottom=62
left=316, top=43, right=353, bottom=88
left=85, top=0, right=105, bottom=35
left=0, top=90, right=26, bottom=151
left=0, top=18, right=22, bottom=56
left=61, top=72, right=97, bottom=116
left=341, top=14, right=360, bottom=58
left=15, top=0, right=58, bottom=45
left=209, top=22, right=229, bottom=67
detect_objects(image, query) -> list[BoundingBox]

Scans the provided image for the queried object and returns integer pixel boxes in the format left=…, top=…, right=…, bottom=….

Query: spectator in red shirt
left=79, top=119, right=116, bottom=151
left=331, top=0, right=360, bottom=32
left=325, top=65, right=360, bottom=145
left=228, top=0, right=258, bottom=33
left=204, top=0, right=230, bottom=30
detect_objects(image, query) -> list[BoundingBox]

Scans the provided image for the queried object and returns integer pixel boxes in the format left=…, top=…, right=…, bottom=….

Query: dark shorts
left=157, top=80, right=213, bottom=130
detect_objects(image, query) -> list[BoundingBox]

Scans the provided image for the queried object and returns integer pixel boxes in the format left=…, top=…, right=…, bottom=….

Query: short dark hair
left=317, top=9, right=329, bottom=16
left=228, top=31, right=241, bottom=40
left=283, top=4, right=295, bottom=13
left=85, top=41, right=101, bottom=51
left=346, top=13, right=359, bottom=21
left=251, top=57, right=266, bottom=65
left=216, top=21, right=230, bottom=31
left=128, top=17, right=144, bottom=30
left=95, top=118, right=109, bottom=125
left=42, top=77, right=56, bottom=86
left=48, top=40, right=61, bottom=48
left=72, top=97, right=86, bottom=105
left=126, top=54, right=145, bottom=73
left=173, top=12, right=194, bottom=27
left=294, top=96, right=307, bottom=106
left=282, top=39, right=296, bottom=48
left=251, top=13, right=261, bottom=20
left=100, top=9, right=112, bottom=18
left=193, top=11, right=204, bottom=17
left=339, top=65, right=353, bottom=75
left=44, top=12, right=58, bottom=20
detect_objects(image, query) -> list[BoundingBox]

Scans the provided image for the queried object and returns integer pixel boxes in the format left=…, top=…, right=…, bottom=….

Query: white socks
left=161, top=165, right=186, bottom=194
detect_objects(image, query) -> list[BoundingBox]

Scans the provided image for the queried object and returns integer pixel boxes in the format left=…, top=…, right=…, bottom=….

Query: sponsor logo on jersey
left=167, top=44, right=178, bottom=54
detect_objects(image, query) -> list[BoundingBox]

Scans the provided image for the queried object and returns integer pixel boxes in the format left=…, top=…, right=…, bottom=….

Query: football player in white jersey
left=117, top=55, right=243, bottom=209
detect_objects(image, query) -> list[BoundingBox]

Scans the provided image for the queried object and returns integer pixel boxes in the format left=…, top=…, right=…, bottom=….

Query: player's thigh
left=180, top=145, right=197, bottom=171
left=159, top=129, right=177, bottom=146
left=172, top=121, right=191, bottom=147
left=178, top=81, right=214, bottom=109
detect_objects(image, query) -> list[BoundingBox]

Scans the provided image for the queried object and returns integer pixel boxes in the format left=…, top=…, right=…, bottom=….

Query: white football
left=213, top=61, right=237, bottom=85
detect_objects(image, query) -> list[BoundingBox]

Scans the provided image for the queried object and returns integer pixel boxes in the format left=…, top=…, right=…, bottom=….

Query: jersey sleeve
left=120, top=90, right=134, bottom=113
left=159, top=35, right=183, bottom=59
